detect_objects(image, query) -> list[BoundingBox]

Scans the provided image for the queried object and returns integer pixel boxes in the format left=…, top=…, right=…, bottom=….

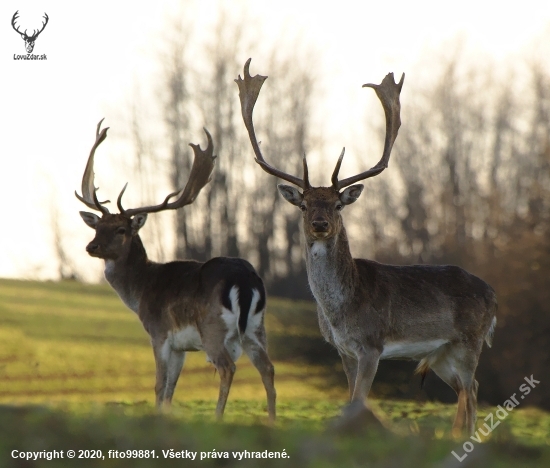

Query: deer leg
left=243, top=336, right=276, bottom=422
left=200, top=299, right=239, bottom=420
left=472, top=379, right=479, bottom=412
left=203, top=337, right=236, bottom=420
left=473, top=379, right=479, bottom=401
left=452, top=380, right=480, bottom=437
left=453, top=388, right=469, bottom=436
left=430, top=345, right=480, bottom=436
left=460, top=377, right=479, bottom=435
left=454, top=347, right=481, bottom=436
left=340, top=353, right=358, bottom=402
left=429, top=362, right=467, bottom=436
left=450, top=382, right=477, bottom=436
left=428, top=356, right=466, bottom=436
left=152, top=342, right=169, bottom=408
left=163, top=350, right=186, bottom=404
left=466, top=379, right=480, bottom=434
left=351, top=348, right=380, bottom=404
left=212, top=350, right=236, bottom=420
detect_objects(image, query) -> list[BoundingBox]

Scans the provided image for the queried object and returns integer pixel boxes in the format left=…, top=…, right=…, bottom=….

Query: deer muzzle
left=86, top=242, right=100, bottom=256
left=311, top=219, right=330, bottom=238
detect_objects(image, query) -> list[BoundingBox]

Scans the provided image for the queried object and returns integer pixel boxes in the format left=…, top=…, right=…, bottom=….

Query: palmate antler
left=235, top=58, right=311, bottom=190
left=236, top=58, right=404, bottom=190
left=75, top=120, right=216, bottom=217
left=331, top=72, right=404, bottom=190
left=75, top=119, right=111, bottom=214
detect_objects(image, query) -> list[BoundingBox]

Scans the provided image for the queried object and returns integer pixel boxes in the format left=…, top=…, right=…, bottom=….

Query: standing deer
left=236, top=59, right=496, bottom=435
left=76, top=120, right=276, bottom=421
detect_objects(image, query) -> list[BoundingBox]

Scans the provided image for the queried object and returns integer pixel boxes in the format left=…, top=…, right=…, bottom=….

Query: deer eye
left=300, top=204, right=307, bottom=212
left=116, top=227, right=126, bottom=235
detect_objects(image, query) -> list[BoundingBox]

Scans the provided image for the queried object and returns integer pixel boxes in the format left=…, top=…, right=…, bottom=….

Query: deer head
left=76, top=120, right=216, bottom=259
left=11, top=11, right=48, bottom=54
left=236, top=59, right=404, bottom=242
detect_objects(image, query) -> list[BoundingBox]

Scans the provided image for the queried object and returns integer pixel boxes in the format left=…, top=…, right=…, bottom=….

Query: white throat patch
left=104, top=259, right=115, bottom=278
left=104, top=259, right=140, bottom=314
left=308, top=240, right=346, bottom=308
left=310, top=241, right=328, bottom=258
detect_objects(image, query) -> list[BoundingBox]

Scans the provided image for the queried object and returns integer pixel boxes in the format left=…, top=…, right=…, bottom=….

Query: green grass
left=0, top=278, right=549, bottom=467
left=0, top=278, right=335, bottom=404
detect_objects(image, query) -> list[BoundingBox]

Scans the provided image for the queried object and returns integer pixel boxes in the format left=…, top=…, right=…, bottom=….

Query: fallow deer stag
left=76, top=120, right=276, bottom=421
left=236, top=59, right=497, bottom=435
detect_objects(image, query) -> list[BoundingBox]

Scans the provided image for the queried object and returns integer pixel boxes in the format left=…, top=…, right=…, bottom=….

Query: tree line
left=58, top=12, right=550, bottom=409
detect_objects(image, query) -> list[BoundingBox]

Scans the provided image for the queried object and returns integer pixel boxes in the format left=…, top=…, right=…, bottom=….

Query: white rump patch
left=248, top=289, right=261, bottom=318
left=221, top=285, right=243, bottom=362
left=245, top=289, right=264, bottom=343
left=221, top=285, right=240, bottom=333
left=380, top=339, right=448, bottom=360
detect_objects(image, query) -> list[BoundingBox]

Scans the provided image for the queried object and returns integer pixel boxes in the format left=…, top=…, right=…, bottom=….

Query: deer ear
left=131, top=213, right=148, bottom=234
left=340, top=184, right=364, bottom=205
left=80, top=211, right=100, bottom=229
left=277, top=184, right=303, bottom=206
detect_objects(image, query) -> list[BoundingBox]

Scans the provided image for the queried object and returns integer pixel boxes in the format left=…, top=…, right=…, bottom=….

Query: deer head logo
left=11, top=11, right=48, bottom=54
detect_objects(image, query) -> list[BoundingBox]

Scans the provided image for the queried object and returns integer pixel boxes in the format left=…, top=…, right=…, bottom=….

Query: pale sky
left=1, top=0, right=549, bottom=280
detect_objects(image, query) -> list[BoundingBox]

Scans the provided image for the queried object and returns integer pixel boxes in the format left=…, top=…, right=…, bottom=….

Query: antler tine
left=122, top=128, right=216, bottom=217
left=335, top=72, right=405, bottom=190
left=116, top=183, right=128, bottom=215
left=302, top=154, right=311, bottom=189
left=32, top=13, right=48, bottom=38
left=11, top=11, right=22, bottom=34
left=331, top=148, right=346, bottom=188
left=75, top=119, right=111, bottom=214
left=92, top=187, right=109, bottom=216
left=236, top=58, right=309, bottom=190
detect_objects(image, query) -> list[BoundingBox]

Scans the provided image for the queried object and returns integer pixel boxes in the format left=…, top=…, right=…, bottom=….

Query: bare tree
left=199, top=9, right=251, bottom=260
left=50, top=196, right=79, bottom=280
left=126, top=10, right=319, bottom=292
left=161, top=18, right=194, bottom=259
left=128, top=95, right=167, bottom=262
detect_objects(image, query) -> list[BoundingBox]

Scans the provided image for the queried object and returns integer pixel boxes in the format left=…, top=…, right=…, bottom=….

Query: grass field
left=0, top=278, right=549, bottom=467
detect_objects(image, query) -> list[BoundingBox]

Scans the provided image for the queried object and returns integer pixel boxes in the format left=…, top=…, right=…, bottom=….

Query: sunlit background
left=1, top=0, right=549, bottom=281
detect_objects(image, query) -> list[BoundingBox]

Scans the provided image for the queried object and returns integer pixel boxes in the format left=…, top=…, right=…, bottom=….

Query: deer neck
left=305, top=226, right=357, bottom=312
left=104, top=236, right=150, bottom=314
